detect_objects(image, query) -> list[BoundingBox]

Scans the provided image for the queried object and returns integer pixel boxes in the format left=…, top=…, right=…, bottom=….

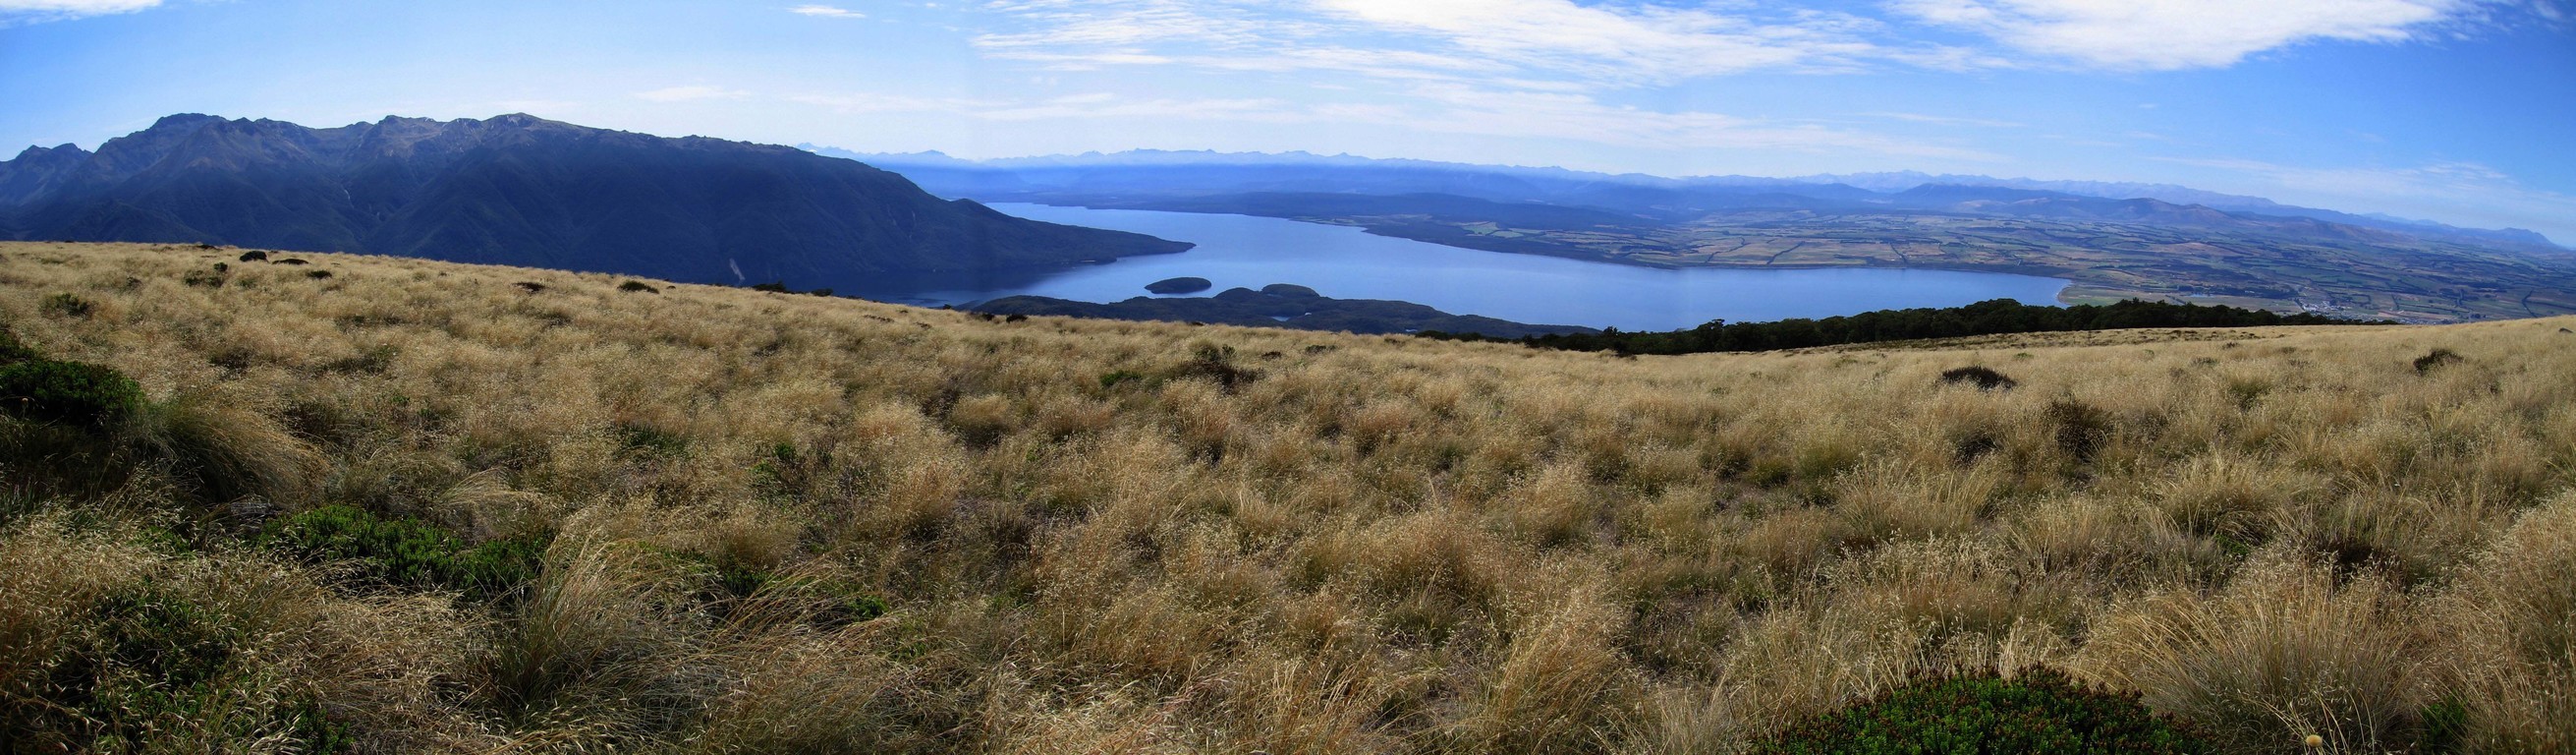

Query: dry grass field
left=3, top=240, right=2572, bottom=753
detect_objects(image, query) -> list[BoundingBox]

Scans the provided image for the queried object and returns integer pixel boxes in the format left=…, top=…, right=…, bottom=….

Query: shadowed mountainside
left=0, top=114, right=1191, bottom=287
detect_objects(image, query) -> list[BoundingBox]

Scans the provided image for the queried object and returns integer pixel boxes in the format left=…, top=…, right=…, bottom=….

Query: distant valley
left=0, top=115, right=1189, bottom=289
left=834, top=148, right=2576, bottom=323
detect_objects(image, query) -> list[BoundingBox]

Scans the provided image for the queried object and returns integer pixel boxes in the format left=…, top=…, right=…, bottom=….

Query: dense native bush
left=262, top=504, right=546, bottom=601
left=1431, top=297, right=2385, bottom=354
left=1749, top=668, right=2210, bottom=755
left=0, top=358, right=144, bottom=426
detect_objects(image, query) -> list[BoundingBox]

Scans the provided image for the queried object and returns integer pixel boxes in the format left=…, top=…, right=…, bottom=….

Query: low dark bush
left=274, top=258, right=308, bottom=266
left=1939, top=366, right=2018, bottom=391
left=2045, top=398, right=2112, bottom=463
left=238, top=251, right=268, bottom=262
left=2413, top=348, right=2462, bottom=374
left=1004, top=314, right=1029, bottom=322
left=40, top=292, right=94, bottom=318
left=261, top=505, right=546, bottom=602
left=1178, top=342, right=1257, bottom=390
left=751, top=281, right=791, bottom=293
left=5, top=585, right=352, bottom=753
left=1099, top=370, right=1144, bottom=388
left=1749, top=667, right=2210, bottom=755
left=0, top=325, right=37, bottom=364
left=618, top=280, right=660, bottom=294
left=306, top=269, right=334, bottom=279
left=512, top=281, right=545, bottom=293
left=0, top=359, right=145, bottom=426
left=614, top=421, right=689, bottom=457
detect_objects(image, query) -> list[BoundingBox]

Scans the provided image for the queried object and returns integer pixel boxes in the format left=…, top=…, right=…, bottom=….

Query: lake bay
left=837, top=203, right=2073, bottom=331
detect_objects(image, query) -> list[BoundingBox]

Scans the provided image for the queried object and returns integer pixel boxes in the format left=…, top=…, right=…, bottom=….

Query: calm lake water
left=837, top=203, right=2072, bottom=331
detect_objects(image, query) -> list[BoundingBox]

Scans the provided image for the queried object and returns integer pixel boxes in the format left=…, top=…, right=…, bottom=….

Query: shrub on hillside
left=0, top=325, right=38, bottom=364
left=1749, top=667, right=2210, bottom=755
left=618, top=280, right=660, bottom=294
left=262, top=505, right=546, bottom=601
left=2413, top=348, right=2462, bottom=374
left=39, top=293, right=94, bottom=318
left=2046, top=397, right=2112, bottom=463
left=5, top=585, right=353, bottom=753
left=0, top=358, right=144, bottom=426
left=1177, top=342, right=1258, bottom=389
left=1939, top=366, right=2018, bottom=391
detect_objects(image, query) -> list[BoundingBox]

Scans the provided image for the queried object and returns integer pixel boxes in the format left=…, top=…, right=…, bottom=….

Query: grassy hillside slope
left=3, top=241, right=2572, bottom=753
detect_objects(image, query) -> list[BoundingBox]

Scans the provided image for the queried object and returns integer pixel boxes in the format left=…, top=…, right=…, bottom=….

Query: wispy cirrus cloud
left=787, top=4, right=865, bottom=19
left=1889, top=0, right=2484, bottom=70
left=0, top=0, right=162, bottom=26
left=786, top=84, right=1999, bottom=163
left=972, top=0, right=1925, bottom=87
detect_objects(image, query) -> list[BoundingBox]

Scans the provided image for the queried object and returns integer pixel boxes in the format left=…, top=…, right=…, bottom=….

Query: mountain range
left=0, top=115, right=1190, bottom=288
left=826, top=147, right=2565, bottom=254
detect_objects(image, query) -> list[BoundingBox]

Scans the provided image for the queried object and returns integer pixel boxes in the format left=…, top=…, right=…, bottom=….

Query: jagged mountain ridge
left=0, top=115, right=1192, bottom=287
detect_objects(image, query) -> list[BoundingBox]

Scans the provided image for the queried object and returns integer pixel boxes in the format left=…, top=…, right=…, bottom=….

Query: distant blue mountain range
left=811, top=146, right=2564, bottom=254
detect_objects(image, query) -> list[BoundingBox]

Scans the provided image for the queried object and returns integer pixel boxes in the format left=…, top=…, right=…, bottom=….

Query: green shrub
left=39, top=292, right=94, bottom=318
left=618, top=280, right=660, bottom=294
left=2418, top=699, right=2468, bottom=754
left=1750, top=668, right=2210, bottom=755
left=0, top=324, right=38, bottom=364
left=614, top=421, right=689, bottom=457
left=5, top=585, right=352, bottom=753
left=0, top=359, right=145, bottom=426
left=262, top=505, right=546, bottom=601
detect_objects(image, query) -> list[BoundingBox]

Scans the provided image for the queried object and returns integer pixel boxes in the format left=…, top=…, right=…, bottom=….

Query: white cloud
left=0, top=0, right=161, bottom=25
left=635, top=86, right=752, bottom=102
left=1351, top=84, right=2003, bottom=160
left=973, top=0, right=1935, bottom=87
left=788, top=4, right=865, bottom=19
left=1306, top=0, right=1883, bottom=82
left=1889, top=0, right=2475, bottom=70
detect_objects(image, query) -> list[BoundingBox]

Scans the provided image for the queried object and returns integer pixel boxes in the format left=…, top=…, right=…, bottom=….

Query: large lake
left=838, top=203, right=2072, bottom=331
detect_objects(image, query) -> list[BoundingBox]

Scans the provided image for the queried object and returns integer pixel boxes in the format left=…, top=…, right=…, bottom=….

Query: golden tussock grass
left=2, top=240, right=2573, bottom=752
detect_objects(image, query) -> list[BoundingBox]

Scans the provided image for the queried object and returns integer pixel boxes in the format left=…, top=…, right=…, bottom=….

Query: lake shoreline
left=834, top=203, right=2075, bottom=331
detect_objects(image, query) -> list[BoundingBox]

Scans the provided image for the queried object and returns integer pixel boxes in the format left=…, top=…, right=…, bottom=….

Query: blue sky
left=4, top=0, right=2573, bottom=241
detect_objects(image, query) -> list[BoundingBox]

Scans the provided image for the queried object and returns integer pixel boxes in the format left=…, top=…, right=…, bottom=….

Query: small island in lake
left=1146, top=276, right=1213, bottom=294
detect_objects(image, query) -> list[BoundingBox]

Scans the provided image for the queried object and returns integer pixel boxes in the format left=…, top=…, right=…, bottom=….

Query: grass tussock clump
left=0, top=241, right=2572, bottom=752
